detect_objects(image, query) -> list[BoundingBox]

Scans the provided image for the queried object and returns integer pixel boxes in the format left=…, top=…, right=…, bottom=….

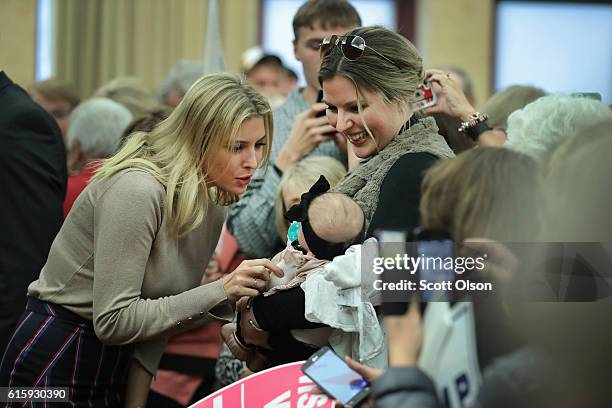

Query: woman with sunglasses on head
left=319, top=26, right=454, bottom=236
left=0, top=73, right=284, bottom=407
left=219, top=27, right=454, bottom=378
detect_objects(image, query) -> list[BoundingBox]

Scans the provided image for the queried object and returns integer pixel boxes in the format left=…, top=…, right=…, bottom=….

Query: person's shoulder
left=273, top=88, right=308, bottom=120
left=0, top=82, right=61, bottom=139
left=96, top=169, right=165, bottom=204
left=388, top=152, right=438, bottom=177
left=105, top=169, right=164, bottom=191
left=1, top=80, right=46, bottom=118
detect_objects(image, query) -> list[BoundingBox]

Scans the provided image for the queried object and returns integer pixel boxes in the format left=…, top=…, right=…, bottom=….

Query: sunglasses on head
left=319, top=34, right=401, bottom=69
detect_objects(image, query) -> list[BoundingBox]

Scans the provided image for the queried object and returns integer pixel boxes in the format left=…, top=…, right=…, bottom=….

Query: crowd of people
left=1, top=0, right=611, bottom=407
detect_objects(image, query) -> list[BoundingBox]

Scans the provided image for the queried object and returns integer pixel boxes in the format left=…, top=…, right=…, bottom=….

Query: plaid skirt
left=0, top=297, right=132, bottom=407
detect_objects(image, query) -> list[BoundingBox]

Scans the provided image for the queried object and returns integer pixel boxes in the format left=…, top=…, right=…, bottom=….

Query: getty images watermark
left=362, top=241, right=496, bottom=303
left=372, top=251, right=492, bottom=292
left=363, top=241, right=612, bottom=302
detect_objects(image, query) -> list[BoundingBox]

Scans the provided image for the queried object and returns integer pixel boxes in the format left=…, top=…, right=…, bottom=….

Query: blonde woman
left=275, top=156, right=347, bottom=241
left=0, top=73, right=283, bottom=406
left=224, top=26, right=455, bottom=376
left=319, top=26, right=454, bottom=235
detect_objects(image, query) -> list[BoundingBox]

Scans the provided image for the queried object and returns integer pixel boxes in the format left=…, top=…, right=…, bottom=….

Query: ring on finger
left=446, top=72, right=452, bottom=79
left=252, top=278, right=258, bottom=288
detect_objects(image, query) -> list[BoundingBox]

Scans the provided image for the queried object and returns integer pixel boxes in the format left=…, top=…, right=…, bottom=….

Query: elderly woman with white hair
left=158, top=60, right=205, bottom=107
left=424, top=69, right=611, bottom=157
left=503, top=94, right=612, bottom=160
left=64, top=97, right=132, bottom=216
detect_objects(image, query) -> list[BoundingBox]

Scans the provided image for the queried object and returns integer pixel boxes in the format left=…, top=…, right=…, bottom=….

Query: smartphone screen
left=301, top=347, right=369, bottom=406
left=418, top=238, right=454, bottom=301
left=316, top=89, right=326, bottom=118
left=376, top=229, right=411, bottom=315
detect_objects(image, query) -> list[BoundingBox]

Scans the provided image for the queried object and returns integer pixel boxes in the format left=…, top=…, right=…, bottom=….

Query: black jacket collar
left=0, top=71, right=13, bottom=93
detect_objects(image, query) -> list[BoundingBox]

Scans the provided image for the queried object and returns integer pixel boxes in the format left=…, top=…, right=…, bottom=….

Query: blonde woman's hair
left=275, top=156, right=347, bottom=241
left=420, top=148, right=540, bottom=242
left=318, top=26, right=423, bottom=150
left=94, top=73, right=273, bottom=236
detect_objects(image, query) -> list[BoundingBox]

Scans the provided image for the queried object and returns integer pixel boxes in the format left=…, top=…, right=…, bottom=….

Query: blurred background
left=1, top=0, right=610, bottom=108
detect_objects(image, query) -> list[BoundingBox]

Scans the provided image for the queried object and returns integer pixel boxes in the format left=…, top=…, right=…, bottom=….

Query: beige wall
left=51, top=0, right=260, bottom=98
left=0, top=0, right=37, bottom=88
left=416, top=0, right=494, bottom=109
left=219, top=0, right=260, bottom=74
left=0, top=0, right=259, bottom=96
left=1, top=0, right=496, bottom=102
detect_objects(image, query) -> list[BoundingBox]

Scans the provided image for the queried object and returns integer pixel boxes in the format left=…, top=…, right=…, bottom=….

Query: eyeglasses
left=319, top=35, right=401, bottom=69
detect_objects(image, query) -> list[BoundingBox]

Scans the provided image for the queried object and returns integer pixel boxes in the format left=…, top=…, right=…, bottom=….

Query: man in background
left=227, top=0, right=362, bottom=259
left=0, top=70, right=67, bottom=352
left=242, top=47, right=286, bottom=107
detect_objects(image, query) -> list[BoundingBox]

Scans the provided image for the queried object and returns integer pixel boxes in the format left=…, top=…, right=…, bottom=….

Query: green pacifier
left=287, top=221, right=301, bottom=242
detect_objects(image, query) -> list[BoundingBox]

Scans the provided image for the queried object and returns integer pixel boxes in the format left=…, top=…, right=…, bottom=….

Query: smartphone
left=316, top=90, right=336, bottom=136
left=377, top=228, right=454, bottom=314
left=415, top=80, right=437, bottom=110
left=413, top=228, right=454, bottom=302
left=375, top=229, right=411, bottom=316
left=301, top=347, right=370, bottom=406
left=571, top=92, right=602, bottom=101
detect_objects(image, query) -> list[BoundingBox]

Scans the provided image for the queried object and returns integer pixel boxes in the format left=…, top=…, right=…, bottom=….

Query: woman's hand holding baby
left=237, top=298, right=272, bottom=349
left=222, top=259, right=284, bottom=304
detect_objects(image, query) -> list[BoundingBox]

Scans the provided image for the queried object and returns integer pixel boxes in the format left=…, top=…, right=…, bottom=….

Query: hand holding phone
left=384, top=298, right=423, bottom=367
left=423, top=69, right=475, bottom=120
left=301, top=347, right=370, bottom=407
left=376, top=228, right=454, bottom=316
left=274, top=95, right=336, bottom=171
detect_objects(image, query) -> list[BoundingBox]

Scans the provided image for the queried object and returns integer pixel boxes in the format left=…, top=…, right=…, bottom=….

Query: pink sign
left=190, top=361, right=334, bottom=408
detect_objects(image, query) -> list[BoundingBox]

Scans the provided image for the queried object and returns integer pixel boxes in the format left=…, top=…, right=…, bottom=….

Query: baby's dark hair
left=308, top=192, right=365, bottom=246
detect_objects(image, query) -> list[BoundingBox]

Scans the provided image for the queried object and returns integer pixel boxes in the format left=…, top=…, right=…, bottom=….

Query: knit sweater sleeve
left=367, top=152, right=438, bottom=237
left=91, top=172, right=230, bottom=348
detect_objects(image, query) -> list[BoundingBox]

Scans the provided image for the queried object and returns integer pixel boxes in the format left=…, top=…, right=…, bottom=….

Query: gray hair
left=158, top=60, right=205, bottom=103
left=66, top=97, right=133, bottom=157
left=505, top=94, right=612, bottom=161
left=482, top=85, right=546, bottom=130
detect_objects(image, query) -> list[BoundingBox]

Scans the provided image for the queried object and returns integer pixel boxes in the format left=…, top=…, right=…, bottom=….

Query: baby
left=222, top=175, right=365, bottom=370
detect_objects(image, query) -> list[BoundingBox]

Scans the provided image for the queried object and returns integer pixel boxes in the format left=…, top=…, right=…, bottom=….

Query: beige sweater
left=28, top=169, right=232, bottom=375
